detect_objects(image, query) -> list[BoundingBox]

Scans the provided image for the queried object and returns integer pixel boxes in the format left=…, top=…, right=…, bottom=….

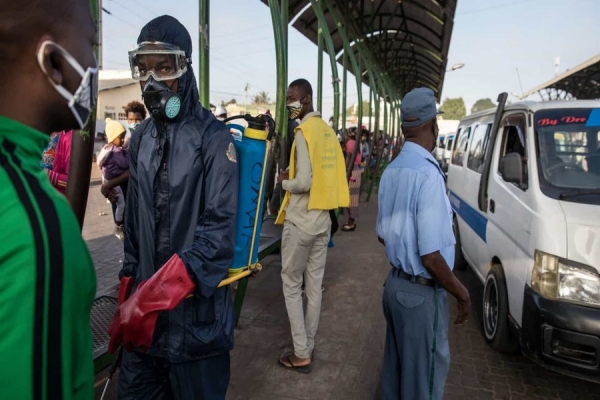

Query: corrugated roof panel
left=259, top=0, right=457, bottom=100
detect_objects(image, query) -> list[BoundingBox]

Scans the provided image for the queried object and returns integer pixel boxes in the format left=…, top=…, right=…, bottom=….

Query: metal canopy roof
left=260, top=0, right=457, bottom=100
left=521, top=54, right=600, bottom=101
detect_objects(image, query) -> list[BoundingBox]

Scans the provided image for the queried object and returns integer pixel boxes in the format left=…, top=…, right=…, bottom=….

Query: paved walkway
left=87, top=186, right=600, bottom=399
left=82, top=163, right=123, bottom=296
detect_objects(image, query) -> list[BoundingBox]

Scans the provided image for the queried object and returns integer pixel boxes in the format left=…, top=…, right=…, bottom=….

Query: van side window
left=498, top=114, right=528, bottom=190
left=452, top=127, right=471, bottom=166
left=467, top=124, right=492, bottom=173
left=447, top=136, right=454, bottom=152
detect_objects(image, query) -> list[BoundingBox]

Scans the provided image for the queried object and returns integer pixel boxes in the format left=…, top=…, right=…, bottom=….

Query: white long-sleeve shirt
left=282, top=112, right=331, bottom=236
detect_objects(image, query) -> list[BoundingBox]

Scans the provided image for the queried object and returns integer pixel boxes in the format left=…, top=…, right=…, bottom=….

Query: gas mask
left=37, top=40, right=98, bottom=129
left=286, top=101, right=302, bottom=120
left=142, top=77, right=182, bottom=121
left=129, top=41, right=189, bottom=121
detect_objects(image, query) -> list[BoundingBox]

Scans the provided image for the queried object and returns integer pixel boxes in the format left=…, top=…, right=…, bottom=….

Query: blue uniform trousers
left=118, top=350, right=230, bottom=399
left=381, top=268, right=450, bottom=400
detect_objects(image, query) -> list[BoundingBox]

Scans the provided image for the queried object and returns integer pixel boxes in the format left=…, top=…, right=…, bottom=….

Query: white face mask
left=37, top=40, right=98, bottom=129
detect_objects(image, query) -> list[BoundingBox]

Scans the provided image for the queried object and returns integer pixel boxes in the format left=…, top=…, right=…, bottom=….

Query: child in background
left=97, top=119, right=129, bottom=240
left=42, top=130, right=72, bottom=194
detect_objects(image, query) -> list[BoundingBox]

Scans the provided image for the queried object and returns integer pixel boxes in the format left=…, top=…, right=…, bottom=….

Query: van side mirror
left=500, top=153, right=523, bottom=184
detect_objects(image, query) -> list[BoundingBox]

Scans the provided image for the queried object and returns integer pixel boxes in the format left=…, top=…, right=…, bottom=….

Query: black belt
left=391, top=265, right=436, bottom=287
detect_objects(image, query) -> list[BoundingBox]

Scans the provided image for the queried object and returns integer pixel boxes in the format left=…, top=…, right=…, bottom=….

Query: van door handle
left=490, top=199, right=495, bottom=213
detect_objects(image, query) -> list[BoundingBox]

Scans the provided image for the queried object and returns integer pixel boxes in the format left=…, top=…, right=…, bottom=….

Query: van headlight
left=532, top=250, right=600, bottom=307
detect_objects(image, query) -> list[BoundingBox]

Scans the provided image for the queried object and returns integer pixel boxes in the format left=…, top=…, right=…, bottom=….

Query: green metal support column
left=341, top=52, right=347, bottom=135
left=269, top=0, right=288, bottom=140
left=391, top=98, right=395, bottom=138
left=277, top=0, right=289, bottom=167
left=388, top=100, right=393, bottom=141
left=396, top=101, right=404, bottom=156
left=282, top=0, right=288, bottom=66
left=309, top=0, right=340, bottom=132
left=367, top=82, right=388, bottom=202
left=323, top=0, right=364, bottom=180
left=233, top=0, right=289, bottom=328
left=65, top=0, right=100, bottom=229
left=383, top=88, right=388, bottom=148
left=390, top=100, right=396, bottom=157
left=393, top=100, right=402, bottom=158
left=356, top=54, right=363, bottom=139
left=361, top=75, right=376, bottom=193
left=325, top=7, right=395, bottom=106
left=233, top=0, right=290, bottom=328
left=317, top=25, right=323, bottom=113
left=199, top=0, right=209, bottom=107
left=368, top=86, right=372, bottom=133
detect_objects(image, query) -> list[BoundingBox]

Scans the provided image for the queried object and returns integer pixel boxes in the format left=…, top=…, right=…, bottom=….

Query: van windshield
left=535, top=108, right=600, bottom=203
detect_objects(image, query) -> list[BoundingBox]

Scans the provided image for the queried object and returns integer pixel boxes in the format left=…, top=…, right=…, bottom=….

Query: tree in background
left=439, top=97, right=466, bottom=120
left=346, top=100, right=372, bottom=116
left=471, top=98, right=496, bottom=114
left=253, top=91, right=271, bottom=105
left=220, top=99, right=237, bottom=107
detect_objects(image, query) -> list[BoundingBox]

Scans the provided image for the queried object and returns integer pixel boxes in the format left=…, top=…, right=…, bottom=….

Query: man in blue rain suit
left=376, top=88, right=471, bottom=400
left=107, top=15, right=239, bottom=399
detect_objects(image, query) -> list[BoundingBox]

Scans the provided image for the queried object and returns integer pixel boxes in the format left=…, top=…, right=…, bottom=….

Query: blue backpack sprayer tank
left=216, top=113, right=275, bottom=287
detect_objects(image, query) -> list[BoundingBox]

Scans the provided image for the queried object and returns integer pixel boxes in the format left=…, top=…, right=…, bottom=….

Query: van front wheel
left=483, top=265, right=518, bottom=352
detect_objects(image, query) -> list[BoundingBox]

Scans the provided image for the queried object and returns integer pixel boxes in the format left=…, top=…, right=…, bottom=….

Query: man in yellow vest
left=276, top=79, right=349, bottom=373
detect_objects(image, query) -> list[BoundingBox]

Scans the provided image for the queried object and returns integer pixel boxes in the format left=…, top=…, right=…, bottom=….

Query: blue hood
left=138, top=15, right=201, bottom=117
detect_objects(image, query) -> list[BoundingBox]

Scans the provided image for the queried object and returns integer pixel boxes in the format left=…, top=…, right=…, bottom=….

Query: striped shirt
left=0, top=117, right=96, bottom=400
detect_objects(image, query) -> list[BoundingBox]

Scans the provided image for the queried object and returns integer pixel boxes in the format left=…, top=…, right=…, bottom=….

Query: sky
left=100, top=0, right=600, bottom=121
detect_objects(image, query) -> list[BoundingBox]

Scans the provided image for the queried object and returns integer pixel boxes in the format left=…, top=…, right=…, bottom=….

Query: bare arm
left=101, top=170, right=130, bottom=201
left=421, top=251, right=470, bottom=324
left=417, top=171, right=471, bottom=325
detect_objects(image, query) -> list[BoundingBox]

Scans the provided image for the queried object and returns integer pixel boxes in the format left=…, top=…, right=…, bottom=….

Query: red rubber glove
left=108, top=254, right=195, bottom=353
left=118, top=276, right=134, bottom=305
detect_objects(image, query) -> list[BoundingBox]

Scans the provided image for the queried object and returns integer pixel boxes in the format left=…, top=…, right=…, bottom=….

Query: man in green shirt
left=0, top=0, right=99, bottom=398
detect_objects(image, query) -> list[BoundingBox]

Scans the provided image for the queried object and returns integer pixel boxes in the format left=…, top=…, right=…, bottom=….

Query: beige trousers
left=281, top=220, right=330, bottom=359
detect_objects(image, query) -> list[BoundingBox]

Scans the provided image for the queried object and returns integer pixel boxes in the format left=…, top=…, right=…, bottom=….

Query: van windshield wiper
left=559, top=189, right=600, bottom=199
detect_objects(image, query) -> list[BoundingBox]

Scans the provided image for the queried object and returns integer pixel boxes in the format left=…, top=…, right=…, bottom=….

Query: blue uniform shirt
left=376, top=141, right=455, bottom=279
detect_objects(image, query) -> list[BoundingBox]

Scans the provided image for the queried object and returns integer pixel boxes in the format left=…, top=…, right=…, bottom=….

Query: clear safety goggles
left=128, top=42, right=189, bottom=82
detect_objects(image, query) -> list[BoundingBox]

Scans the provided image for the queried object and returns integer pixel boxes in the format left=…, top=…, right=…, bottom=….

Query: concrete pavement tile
left=254, top=359, right=342, bottom=400
left=229, top=346, right=275, bottom=396
left=235, top=319, right=292, bottom=352
left=239, top=294, right=275, bottom=320
left=350, top=390, right=378, bottom=400
left=351, top=350, right=383, bottom=396
left=245, top=275, right=284, bottom=301
left=255, top=298, right=290, bottom=325
left=490, top=382, right=513, bottom=400
left=311, top=336, right=353, bottom=364
left=246, top=393, right=303, bottom=400
left=315, top=313, right=362, bottom=343
left=327, top=364, right=359, bottom=400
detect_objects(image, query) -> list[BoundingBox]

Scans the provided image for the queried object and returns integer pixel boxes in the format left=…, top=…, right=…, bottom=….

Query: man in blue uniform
left=376, top=87, right=471, bottom=399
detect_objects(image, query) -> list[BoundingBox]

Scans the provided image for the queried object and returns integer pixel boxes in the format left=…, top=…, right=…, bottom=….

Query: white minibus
left=447, top=94, right=600, bottom=381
